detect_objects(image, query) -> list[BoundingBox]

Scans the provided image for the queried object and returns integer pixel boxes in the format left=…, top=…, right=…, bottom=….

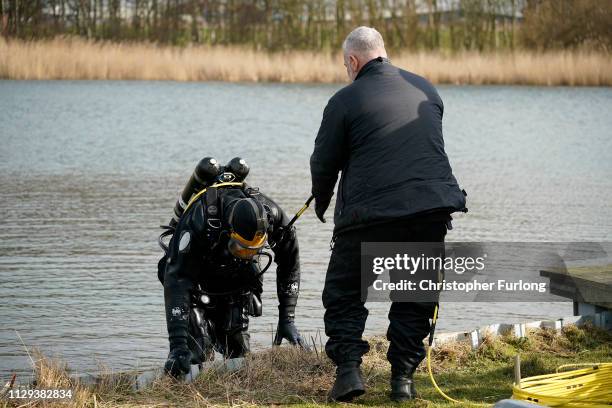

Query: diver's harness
left=159, top=181, right=274, bottom=279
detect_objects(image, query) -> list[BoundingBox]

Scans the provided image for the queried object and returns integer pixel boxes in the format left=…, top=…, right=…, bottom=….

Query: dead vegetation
left=2, top=324, right=610, bottom=407
left=2, top=38, right=611, bottom=86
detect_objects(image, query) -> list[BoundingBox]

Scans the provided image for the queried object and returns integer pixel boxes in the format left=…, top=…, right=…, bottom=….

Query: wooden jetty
left=540, top=258, right=612, bottom=317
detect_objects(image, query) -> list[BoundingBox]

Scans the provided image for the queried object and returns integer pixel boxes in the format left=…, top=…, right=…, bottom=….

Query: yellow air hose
left=512, top=363, right=612, bottom=407
left=427, top=304, right=462, bottom=404
left=426, top=305, right=611, bottom=406
left=426, top=345, right=462, bottom=403
left=183, top=182, right=245, bottom=212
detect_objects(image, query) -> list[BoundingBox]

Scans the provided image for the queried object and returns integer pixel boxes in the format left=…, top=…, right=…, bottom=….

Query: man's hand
left=274, top=320, right=307, bottom=348
left=164, top=346, right=192, bottom=378
left=314, top=194, right=333, bottom=223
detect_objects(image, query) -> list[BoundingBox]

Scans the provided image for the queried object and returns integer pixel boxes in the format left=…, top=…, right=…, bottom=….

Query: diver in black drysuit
left=159, top=184, right=304, bottom=377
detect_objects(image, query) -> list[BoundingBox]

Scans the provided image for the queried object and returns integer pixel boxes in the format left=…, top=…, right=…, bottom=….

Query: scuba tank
left=160, top=157, right=250, bottom=253
left=169, top=157, right=250, bottom=227
left=220, top=157, right=250, bottom=183
left=170, top=157, right=221, bottom=227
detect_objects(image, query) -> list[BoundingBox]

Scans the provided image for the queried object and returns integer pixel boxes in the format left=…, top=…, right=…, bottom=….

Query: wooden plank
left=540, top=263, right=612, bottom=309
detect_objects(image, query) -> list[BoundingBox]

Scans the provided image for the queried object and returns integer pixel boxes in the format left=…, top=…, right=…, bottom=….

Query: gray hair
left=342, top=26, right=385, bottom=56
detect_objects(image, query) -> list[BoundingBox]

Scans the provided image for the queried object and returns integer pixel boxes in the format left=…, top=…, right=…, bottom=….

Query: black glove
left=314, top=194, right=333, bottom=223
left=164, top=345, right=192, bottom=378
left=274, top=319, right=306, bottom=348
left=274, top=305, right=306, bottom=348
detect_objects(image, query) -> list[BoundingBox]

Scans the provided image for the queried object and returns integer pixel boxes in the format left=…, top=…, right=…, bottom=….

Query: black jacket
left=162, top=186, right=300, bottom=345
left=310, top=57, right=466, bottom=233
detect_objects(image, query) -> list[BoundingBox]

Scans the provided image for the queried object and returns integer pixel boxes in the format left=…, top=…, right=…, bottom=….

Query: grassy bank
left=2, top=324, right=610, bottom=407
left=1, top=38, right=611, bottom=86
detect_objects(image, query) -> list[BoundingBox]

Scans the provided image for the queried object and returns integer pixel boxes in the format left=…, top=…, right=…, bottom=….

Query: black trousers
left=323, top=219, right=447, bottom=376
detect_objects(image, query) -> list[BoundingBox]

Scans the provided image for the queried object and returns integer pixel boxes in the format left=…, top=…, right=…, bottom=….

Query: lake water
left=1, top=81, right=611, bottom=379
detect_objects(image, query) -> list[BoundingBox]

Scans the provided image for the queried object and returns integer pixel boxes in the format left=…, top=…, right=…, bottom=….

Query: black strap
left=158, top=225, right=175, bottom=254
left=206, top=187, right=218, bottom=217
left=205, top=187, right=222, bottom=230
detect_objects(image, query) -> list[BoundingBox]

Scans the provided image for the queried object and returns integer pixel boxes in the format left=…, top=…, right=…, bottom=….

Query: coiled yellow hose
left=512, top=363, right=612, bottom=407
left=427, top=304, right=611, bottom=406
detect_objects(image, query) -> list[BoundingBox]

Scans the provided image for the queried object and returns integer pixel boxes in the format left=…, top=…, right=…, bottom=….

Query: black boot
left=328, top=361, right=366, bottom=402
left=390, top=374, right=417, bottom=402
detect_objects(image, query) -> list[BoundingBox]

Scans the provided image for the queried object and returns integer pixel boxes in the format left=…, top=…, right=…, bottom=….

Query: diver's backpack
left=157, top=156, right=250, bottom=283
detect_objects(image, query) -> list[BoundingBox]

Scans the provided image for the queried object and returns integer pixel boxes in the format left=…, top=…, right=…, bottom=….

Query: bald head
left=342, top=26, right=388, bottom=81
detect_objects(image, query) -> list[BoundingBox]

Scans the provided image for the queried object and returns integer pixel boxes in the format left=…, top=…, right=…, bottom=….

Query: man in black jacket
left=310, top=26, right=466, bottom=402
left=160, top=183, right=304, bottom=377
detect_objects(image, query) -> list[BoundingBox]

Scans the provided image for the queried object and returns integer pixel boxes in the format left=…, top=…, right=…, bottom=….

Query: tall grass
left=1, top=37, right=611, bottom=86
left=2, top=324, right=610, bottom=407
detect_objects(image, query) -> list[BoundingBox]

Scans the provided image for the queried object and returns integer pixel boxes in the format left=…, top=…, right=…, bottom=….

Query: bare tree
left=2, top=0, right=610, bottom=53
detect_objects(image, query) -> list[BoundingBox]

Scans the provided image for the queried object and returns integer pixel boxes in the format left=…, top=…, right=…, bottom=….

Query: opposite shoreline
left=2, top=37, right=611, bottom=86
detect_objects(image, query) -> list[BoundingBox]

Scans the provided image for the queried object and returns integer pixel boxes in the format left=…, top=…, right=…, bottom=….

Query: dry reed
left=2, top=324, right=609, bottom=407
left=2, top=37, right=611, bottom=86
